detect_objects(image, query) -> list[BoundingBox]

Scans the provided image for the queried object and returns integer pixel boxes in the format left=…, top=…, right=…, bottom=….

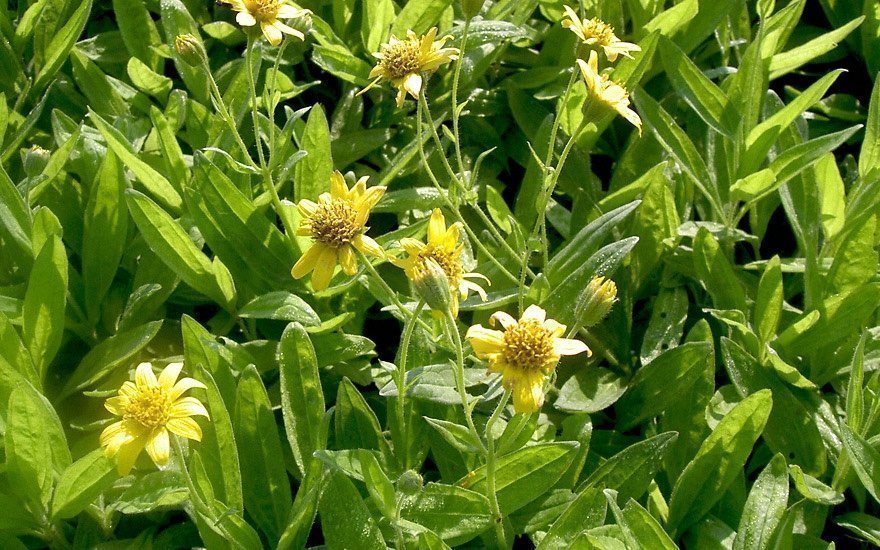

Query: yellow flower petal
left=353, top=234, right=385, bottom=258
left=170, top=377, right=207, bottom=401
left=167, top=417, right=203, bottom=441
left=158, top=362, right=183, bottom=390
left=521, top=304, right=547, bottom=323
left=236, top=11, right=256, bottom=26
left=145, top=428, right=170, bottom=466
left=465, top=325, right=505, bottom=357
left=330, top=171, right=347, bottom=199
left=115, top=437, right=146, bottom=475
left=170, top=396, right=210, bottom=418
left=104, top=396, right=129, bottom=416
left=554, top=338, right=591, bottom=357
left=339, top=245, right=358, bottom=275
left=511, top=372, right=545, bottom=414
left=310, top=245, right=338, bottom=291
left=489, top=311, right=517, bottom=329
left=135, top=362, right=157, bottom=388
left=427, top=209, right=446, bottom=245
left=292, top=242, right=327, bottom=279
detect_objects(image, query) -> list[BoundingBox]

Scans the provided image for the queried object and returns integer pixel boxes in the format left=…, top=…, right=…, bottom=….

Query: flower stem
left=443, top=310, right=486, bottom=456
left=450, top=18, right=471, bottom=187
left=485, top=389, right=511, bottom=548
left=396, top=299, right=426, bottom=470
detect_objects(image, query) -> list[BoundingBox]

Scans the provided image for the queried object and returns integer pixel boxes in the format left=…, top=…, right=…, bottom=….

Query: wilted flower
left=225, top=0, right=310, bottom=46
left=392, top=208, right=488, bottom=317
left=562, top=6, right=640, bottom=62
left=466, top=305, right=590, bottom=413
left=358, top=28, right=460, bottom=108
left=292, top=171, right=386, bottom=291
left=100, top=362, right=208, bottom=475
left=577, top=50, right=642, bottom=134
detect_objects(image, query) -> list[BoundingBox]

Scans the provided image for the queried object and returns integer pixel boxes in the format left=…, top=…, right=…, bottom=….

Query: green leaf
left=279, top=459, right=329, bottom=550
left=159, top=0, right=210, bottom=102
left=537, top=487, right=606, bottom=550
left=112, top=0, right=162, bottom=69
left=358, top=450, right=397, bottom=519
left=667, top=390, right=772, bottom=535
left=335, top=377, right=389, bottom=456
left=555, top=367, right=626, bottom=414
left=401, top=483, right=492, bottom=546
left=693, top=227, right=747, bottom=312
left=578, top=432, right=678, bottom=503
left=294, top=105, right=333, bottom=202
left=840, top=424, right=880, bottom=504
left=234, top=365, right=292, bottom=543
left=125, top=189, right=236, bottom=309
left=240, top=292, right=320, bottom=325
left=32, top=0, right=93, bottom=96
left=459, top=442, right=579, bottom=514
left=82, top=150, right=129, bottom=324
left=50, top=450, right=117, bottom=520
left=90, top=109, right=183, bottom=212
left=0, top=163, right=32, bottom=259
left=5, top=383, right=71, bottom=510
left=195, top=365, right=243, bottom=512
left=754, top=255, right=783, bottom=346
left=391, top=0, right=454, bottom=35
left=318, top=472, right=385, bottom=549
left=835, top=512, right=880, bottom=546
left=733, top=454, right=788, bottom=550
left=617, top=342, right=713, bottom=430
left=847, top=333, right=867, bottom=433
left=768, top=17, right=864, bottom=79
left=61, top=321, right=162, bottom=398
left=278, top=323, right=327, bottom=474
left=860, top=77, right=880, bottom=181
left=789, top=464, right=843, bottom=505
left=22, top=229, right=67, bottom=380
left=620, top=498, right=677, bottom=549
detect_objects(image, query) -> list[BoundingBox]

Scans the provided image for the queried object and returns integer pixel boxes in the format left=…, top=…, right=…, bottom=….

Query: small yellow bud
left=23, top=145, right=51, bottom=177
left=174, top=34, right=207, bottom=67
left=575, top=276, right=617, bottom=327
left=412, top=259, right=453, bottom=312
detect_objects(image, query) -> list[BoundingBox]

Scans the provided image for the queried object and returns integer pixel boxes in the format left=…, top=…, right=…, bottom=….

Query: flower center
left=381, top=39, right=424, bottom=80
left=419, top=246, right=462, bottom=288
left=245, top=0, right=282, bottom=21
left=583, top=18, right=615, bottom=45
left=308, top=199, right=361, bottom=247
left=502, top=320, right=556, bottom=371
left=124, top=387, right=171, bottom=430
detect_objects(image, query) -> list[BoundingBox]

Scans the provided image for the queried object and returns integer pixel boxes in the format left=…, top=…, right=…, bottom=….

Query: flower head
left=577, top=51, right=642, bottom=134
left=226, top=0, right=310, bottom=46
left=466, top=305, right=590, bottom=413
left=100, top=362, right=208, bottom=475
left=392, top=208, right=488, bottom=316
left=562, top=6, right=640, bottom=62
left=575, top=275, right=617, bottom=327
left=358, top=28, right=459, bottom=108
left=292, top=171, right=386, bottom=291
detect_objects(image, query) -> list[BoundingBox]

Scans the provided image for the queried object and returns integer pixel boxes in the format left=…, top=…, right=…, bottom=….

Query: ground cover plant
left=1, top=0, right=879, bottom=547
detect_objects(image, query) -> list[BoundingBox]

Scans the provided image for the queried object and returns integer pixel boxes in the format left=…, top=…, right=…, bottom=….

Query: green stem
left=450, top=18, right=471, bottom=186
left=397, top=299, right=426, bottom=470
left=205, top=64, right=256, bottom=169
left=355, top=249, right=432, bottom=333
left=443, top=310, right=486, bottom=456
left=416, top=95, right=525, bottom=285
left=485, top=389, right=511, bottom=548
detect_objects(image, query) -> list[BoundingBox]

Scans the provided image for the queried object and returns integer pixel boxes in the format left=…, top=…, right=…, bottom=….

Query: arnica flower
left=577, top=50, right=642, bottom=134
left=466, top=305, right=590, bottom=413
left=292, top=171, right=386, bottom=291
left=100, top=362, right=209, bottom=475
left=391, top=208, right=488, bottom=317
left=226, top=0, right=309, bottom=46
left=561, top=6, right=640, bottom=62
left=358, top=28, right=460, bottom=108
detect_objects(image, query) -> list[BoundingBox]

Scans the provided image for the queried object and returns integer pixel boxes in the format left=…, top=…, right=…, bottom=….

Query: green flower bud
left=174, top=34, right=207, bottom=67
left=575, top=276, right=617, bottom=328
left=396, top=469, right=423, bottom=495
left=23, top=145, right=51, bottom=177
left=412, top=259, right=453, bottom=312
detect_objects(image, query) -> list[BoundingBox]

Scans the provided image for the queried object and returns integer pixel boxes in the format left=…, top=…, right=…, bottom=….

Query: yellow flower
left=577, top=50, right=642, bottom=134
left=100, top=362, right=209, bottom=475
left=391, top=208, right=488, bottom=317
left=358, top=28, right=460, bottom=108
left=466, top=305, right=590, bottom=413
left=292, top=171, right=386, bottom=291
left=561, top=6, right=640, bottom=62
left=226, top=0, right=309, bottom=46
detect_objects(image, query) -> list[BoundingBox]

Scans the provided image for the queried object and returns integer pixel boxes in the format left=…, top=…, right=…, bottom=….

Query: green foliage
left=0, top=0, right=878, bottom=547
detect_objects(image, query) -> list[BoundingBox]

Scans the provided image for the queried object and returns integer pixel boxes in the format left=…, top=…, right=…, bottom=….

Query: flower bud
left=174, top=34, right=207, bottom=67
left=461, top=0, right=485, bottom=19
left=412, top=258, right=453, bottom=312
left=396, top=469, right=423, bottom=495
left=575, top=276, right=617, bottom=327
left=23, top=145, right=51, bottom=177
